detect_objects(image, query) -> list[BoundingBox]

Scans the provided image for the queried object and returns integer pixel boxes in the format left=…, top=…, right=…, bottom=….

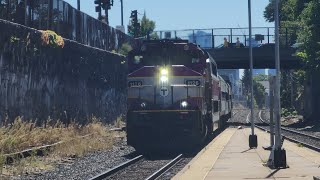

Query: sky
left=64, top=0, right=272, bottom=31
left=63, top=0, right=273, bottom=78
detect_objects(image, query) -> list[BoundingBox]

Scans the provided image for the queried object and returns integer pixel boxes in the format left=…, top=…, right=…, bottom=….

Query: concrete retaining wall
left=0, top=19, right=127, bottom=124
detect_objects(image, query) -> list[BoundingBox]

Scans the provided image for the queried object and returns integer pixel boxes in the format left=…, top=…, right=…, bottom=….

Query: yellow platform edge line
left=172, top=128, right=237, bottom=180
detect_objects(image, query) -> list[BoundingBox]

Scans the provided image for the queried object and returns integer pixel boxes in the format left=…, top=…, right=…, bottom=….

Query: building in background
left=188, top=31, right=212, bottom=48
left=218, top=69, right=241, bottom=97
left=246, top=37, right=261, bottom=48
left=268, top=69, right=276, bottom=76
left=253, top=69, right=266, bottom=76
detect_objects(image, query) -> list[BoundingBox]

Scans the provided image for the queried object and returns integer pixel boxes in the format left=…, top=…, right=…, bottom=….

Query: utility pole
left=248, top=0, right=258, bottom=149
left=104, top=3, right=109, bottom=25
left=94, top=0, right=102, bottom=20
left=268, top=0, right=287, bottom=168
left=76, top=0, right=81, bottom=41
left=77, top=0, right=80, bottom=10
left=24, top=0, right=28, bottom=26
left=264, top=76, right=275, bottom=151
left=120, top=0, right=124, bottom=26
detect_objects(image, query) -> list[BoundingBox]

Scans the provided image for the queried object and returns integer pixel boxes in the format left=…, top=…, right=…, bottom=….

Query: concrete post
left=270, top=0, right=287, bottom=168
left=248, top=0, right=257, bottom=148
left=269, top=76, right=275, bottom=147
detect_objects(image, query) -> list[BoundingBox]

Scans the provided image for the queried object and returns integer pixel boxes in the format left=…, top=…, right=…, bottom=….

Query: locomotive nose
left=159, top=67, right=169, bottom=84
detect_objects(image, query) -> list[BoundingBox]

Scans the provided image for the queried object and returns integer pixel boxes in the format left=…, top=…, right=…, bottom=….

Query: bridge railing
left=154, top=27, right=299, bottom=49
left=0, top=0, right=135, bottom=51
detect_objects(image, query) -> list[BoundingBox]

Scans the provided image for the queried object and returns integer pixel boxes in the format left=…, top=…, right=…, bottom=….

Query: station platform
left=173, top=127, right=320, bottom=180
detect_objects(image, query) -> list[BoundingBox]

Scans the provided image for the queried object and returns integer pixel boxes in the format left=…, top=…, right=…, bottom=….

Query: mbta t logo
left=160, top=87, right=169, bottom=97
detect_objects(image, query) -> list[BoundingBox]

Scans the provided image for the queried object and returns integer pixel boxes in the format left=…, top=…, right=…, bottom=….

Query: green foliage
left=264, top=0, right=319, bottom=117
left=264, top=0, right=319, bottom=69
left=297, top=0, right=320, bottom=70
left=140, top=12, right=156, bottom=37
left=281, top=107, right=298, bottom=117
left=128, top=11, right=156, bottom=38
left=150, top=32, right=159, bottom=40
left=241, top=69, right=251, bottom=95
left=118, top=43, right=132, bottom=56
left=253, top=81, right=266, bottom=109
left=264, top=0, right=311, bottom=23
left=241, top=70, right=266, bottom=108
left=253, top=74, right=268, bottom=81
left=264, top=0, right=275, bottom=22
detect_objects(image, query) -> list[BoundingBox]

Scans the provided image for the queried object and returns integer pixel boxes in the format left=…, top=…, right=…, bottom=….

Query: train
left=126, top=39, right=232, bottom=152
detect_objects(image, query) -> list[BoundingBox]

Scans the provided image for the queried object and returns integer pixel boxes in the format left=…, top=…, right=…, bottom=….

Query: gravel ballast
left=11, top=138, right=136, bottom=180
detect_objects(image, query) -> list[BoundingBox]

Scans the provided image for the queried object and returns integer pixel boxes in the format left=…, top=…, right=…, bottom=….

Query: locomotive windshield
left=129, top=45, right=203, bottom=66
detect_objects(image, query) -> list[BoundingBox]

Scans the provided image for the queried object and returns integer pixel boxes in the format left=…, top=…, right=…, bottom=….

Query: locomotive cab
left=126, top=40, right=230, bottom=152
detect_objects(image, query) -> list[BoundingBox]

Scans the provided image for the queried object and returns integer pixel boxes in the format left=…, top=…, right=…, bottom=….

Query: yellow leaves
left=296, top=51, right=308, bottom=59
left=39, top=30, right=64, bottom=48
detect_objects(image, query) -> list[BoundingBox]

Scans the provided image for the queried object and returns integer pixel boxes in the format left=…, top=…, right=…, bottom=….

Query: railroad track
left=90, top=154, right=183, bottom=180
left=256, top=110, right=320, bottom=152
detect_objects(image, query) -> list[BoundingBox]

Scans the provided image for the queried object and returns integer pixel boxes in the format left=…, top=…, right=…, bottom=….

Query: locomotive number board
left=185, top=80, right=201, bottom=86
left=128, top=81, right=143, bottom=87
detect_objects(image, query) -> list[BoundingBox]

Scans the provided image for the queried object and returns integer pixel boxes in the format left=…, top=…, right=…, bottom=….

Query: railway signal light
left=130, top=10, right=138, bottom=19
left=94, top=0, right=102, bottom=12
left=95, top=6, right=101, bottom=13
left=129, top=10, right=140, bottom=38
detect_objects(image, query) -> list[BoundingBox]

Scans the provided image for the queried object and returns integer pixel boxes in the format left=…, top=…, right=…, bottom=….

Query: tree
left=241, top=70, right=266, bottom=108
left=139, top=12, right=155, bottom=37
left=264, top=0, right=307, bottom=46
left=241, top=69, right=251, bottom=95
left=264, top=0, right=320, bottom=119
left=128, top=11, right=156, bottom=38
left=264, top=0, right=311, bottom=23
left=296, top=0, right=320, bottom=70
left=253, top=74, right=268, bottom=81
left=253, top=81, right=266, bottom=109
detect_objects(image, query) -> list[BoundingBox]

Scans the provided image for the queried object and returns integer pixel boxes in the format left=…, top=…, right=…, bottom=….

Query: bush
left=281, top=108, right=298, bottom=117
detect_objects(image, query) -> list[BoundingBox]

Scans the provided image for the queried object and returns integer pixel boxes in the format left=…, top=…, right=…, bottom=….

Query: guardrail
left=154, top=27, right=299, bottom=49
left=0, top=0, right=134, bottom=51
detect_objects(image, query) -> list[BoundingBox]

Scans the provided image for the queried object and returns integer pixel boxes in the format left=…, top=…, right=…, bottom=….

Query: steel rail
left=281, top=127, right=320, bottom=140
left=145, top=154, right=183, bottom=180
left=255, top=125, right=320, bottom=152
left=89, top=155, right=143, bottom=180
left=259, top=110, right=320, bottom=140
left=4, top=133, right=94, bottom=164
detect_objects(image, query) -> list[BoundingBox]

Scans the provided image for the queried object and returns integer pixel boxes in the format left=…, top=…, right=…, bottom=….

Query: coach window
left=213, top=101, right=219, bottom=112
left=211, top=63, right=217, bottom=76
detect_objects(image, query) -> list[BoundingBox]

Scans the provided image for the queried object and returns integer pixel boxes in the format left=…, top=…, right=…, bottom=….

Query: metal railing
left=0, top=0, right=134, bottom=51
left=154, top=27, right=299, bottom=49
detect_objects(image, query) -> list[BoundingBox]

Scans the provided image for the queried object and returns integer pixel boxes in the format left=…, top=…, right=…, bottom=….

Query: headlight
left=160, top=75, right=168, bottom=83
left=181, top=101, right=188, bottom=108
left=161, top=69, right=168, bottom=75
left=160, top=68, right=169, bottom=83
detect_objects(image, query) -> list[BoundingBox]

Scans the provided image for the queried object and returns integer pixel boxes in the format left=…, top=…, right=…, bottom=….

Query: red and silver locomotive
left=126, top=40, right=232, bottom=151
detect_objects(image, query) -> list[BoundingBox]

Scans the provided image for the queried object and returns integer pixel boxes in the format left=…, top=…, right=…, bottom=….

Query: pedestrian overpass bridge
left=206, top=47, right=301, bottom=69
left=154, top=27, right=302, bottom=69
